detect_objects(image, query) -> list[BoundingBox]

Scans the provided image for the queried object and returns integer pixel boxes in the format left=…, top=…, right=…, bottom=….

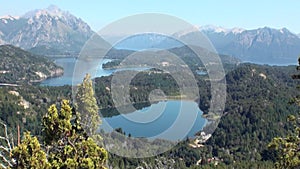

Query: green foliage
left=44, top=100, right=108, bottom=169
left=11, top=100, right=108, bottom=169
left=268, top=58, right=300, bottom=168
left=103, top=46, right=240, bottom=71
left=206, top=63, right=298, bottom=164
left=12, top=132, right=50, bottom=169
left=47, top=136, right=108, bottom=169
left=42, top=100, right=72, bottom=144
left=2, top=54, right=299, bottom=168
left=0, top=45, right=63, bottom=84
left=75, top=74, right=100, bottom=136
left=102, top=60, right=121, bottom=69
left=96, top=63, right=299, bottom=168
left=0, top=88, right=25, bottom=142
left=94, top=67, right=213, bottom=117
left=0, top=84, right=72, bottom=139
left=199, top=160, right=275, bottom=169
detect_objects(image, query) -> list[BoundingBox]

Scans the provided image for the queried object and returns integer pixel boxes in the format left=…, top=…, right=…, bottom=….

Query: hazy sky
left=1, top=0, right=299, bottom=33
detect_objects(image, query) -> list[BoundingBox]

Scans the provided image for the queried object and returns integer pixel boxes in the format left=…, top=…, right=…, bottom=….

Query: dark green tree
left=268, top=58, right=300, bottom=168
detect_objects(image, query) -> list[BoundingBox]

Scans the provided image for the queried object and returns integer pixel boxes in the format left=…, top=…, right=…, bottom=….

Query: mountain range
left=0, top=5, right=299, bottom=64
left=115, top=26, right=300, bottom=64
left=197, top=25, right=300, bottom=64
left=0, top=5, right=94, bottom=56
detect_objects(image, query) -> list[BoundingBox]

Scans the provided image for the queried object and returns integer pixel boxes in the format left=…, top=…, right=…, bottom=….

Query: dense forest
left=0, top=45, right=63, bottom=84
left=103, top=63, right=299, bottom=168
left=0, top=61, right=299, bottom=168
left=0, top=44, right=299, bottom=168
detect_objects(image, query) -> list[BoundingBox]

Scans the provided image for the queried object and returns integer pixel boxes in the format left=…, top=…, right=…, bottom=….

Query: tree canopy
left=268, top=58, right=300, bottom=168
left=75, top=74, right=101, bottom=136
left=11, top=100, right=108, bottom=169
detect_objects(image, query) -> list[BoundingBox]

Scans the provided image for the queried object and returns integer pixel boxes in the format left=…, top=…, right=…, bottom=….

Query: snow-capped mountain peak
left=172, top=25, right=245, bottom=37
left=231, top=27, right=245, bottom=34
left=0, top=15, right=20, bottom=20
left=199, top=25, right=245, bottom=34
left=0, top=15, right=20, bottom=24
left=199, top=25, right=229, bottom=33
left=0, top=5, right=94, bottom=55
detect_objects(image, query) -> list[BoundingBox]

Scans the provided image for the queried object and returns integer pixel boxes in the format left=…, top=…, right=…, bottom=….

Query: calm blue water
left=101, top=100, right=206, bottom=141
left=41, top=58, right=114, bottom=86
left=196, top=70, right=207, bottom=75
left=42, top=58, right=207, bottom=141
left=41, top=57, right=150, bottom=86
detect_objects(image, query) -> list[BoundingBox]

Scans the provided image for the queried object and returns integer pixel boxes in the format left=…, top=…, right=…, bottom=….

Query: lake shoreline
left=101, top=100, right=207, bottom=141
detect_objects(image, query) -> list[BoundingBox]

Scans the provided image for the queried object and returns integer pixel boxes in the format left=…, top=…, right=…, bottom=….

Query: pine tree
left=12, top=100, right=108, bottom=169
left=75, top=74, right=101, bottom=136
left=268, top=58, right=300, bottom=168
left=12, top=132, right=50, bottom=169
left=43, top=100, right=108, bottom=169
left=42, top=100, right=72, bottom=144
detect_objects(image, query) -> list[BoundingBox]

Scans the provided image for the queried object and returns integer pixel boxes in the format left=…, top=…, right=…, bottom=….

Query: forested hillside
left=0, top=45, right=63, bottom=84
left=0, top=51, right=298, bottom=168
left=97, top=63, right=299, bottom=168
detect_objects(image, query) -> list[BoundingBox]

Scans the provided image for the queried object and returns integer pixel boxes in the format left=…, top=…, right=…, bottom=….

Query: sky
left=0, top=0, right=299, bottom=33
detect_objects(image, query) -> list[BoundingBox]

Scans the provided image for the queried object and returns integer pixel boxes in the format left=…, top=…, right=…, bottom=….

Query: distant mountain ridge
left=196, top=25, right=300, bottom=64
left=0, top=5, right=299, bottom=64
left=115, top=25, right=300, bottom=64
left=0, top=5, right=94, bottom=56
left=198, top=25, right=246, bottom=34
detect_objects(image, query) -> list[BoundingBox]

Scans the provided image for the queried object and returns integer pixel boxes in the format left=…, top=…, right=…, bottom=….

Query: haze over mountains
left=0, top=5, right=299, bottom=64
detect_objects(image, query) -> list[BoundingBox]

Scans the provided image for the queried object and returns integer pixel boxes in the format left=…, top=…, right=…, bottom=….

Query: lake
left=41, top=57, right=150, bottom=86
left=41, top=57, right=114, bottom=86
left=41, top=57, right=207, bottom=141
left=101, top=100, right=206, bottom=141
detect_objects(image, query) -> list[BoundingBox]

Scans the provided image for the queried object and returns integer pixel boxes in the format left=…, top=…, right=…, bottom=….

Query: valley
left=0, top=4, right=300, bottom=169
left=0, top=43, right=298, bottom=168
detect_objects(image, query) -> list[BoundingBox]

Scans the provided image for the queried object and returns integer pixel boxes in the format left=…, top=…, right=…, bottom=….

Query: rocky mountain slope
left=0, top=5, right=299, bottom=64
left=197, top=25, right=300, bottom=64
left=0, top=5, right=94, bottom=56
left=111, top=25, right=300, bottom=64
